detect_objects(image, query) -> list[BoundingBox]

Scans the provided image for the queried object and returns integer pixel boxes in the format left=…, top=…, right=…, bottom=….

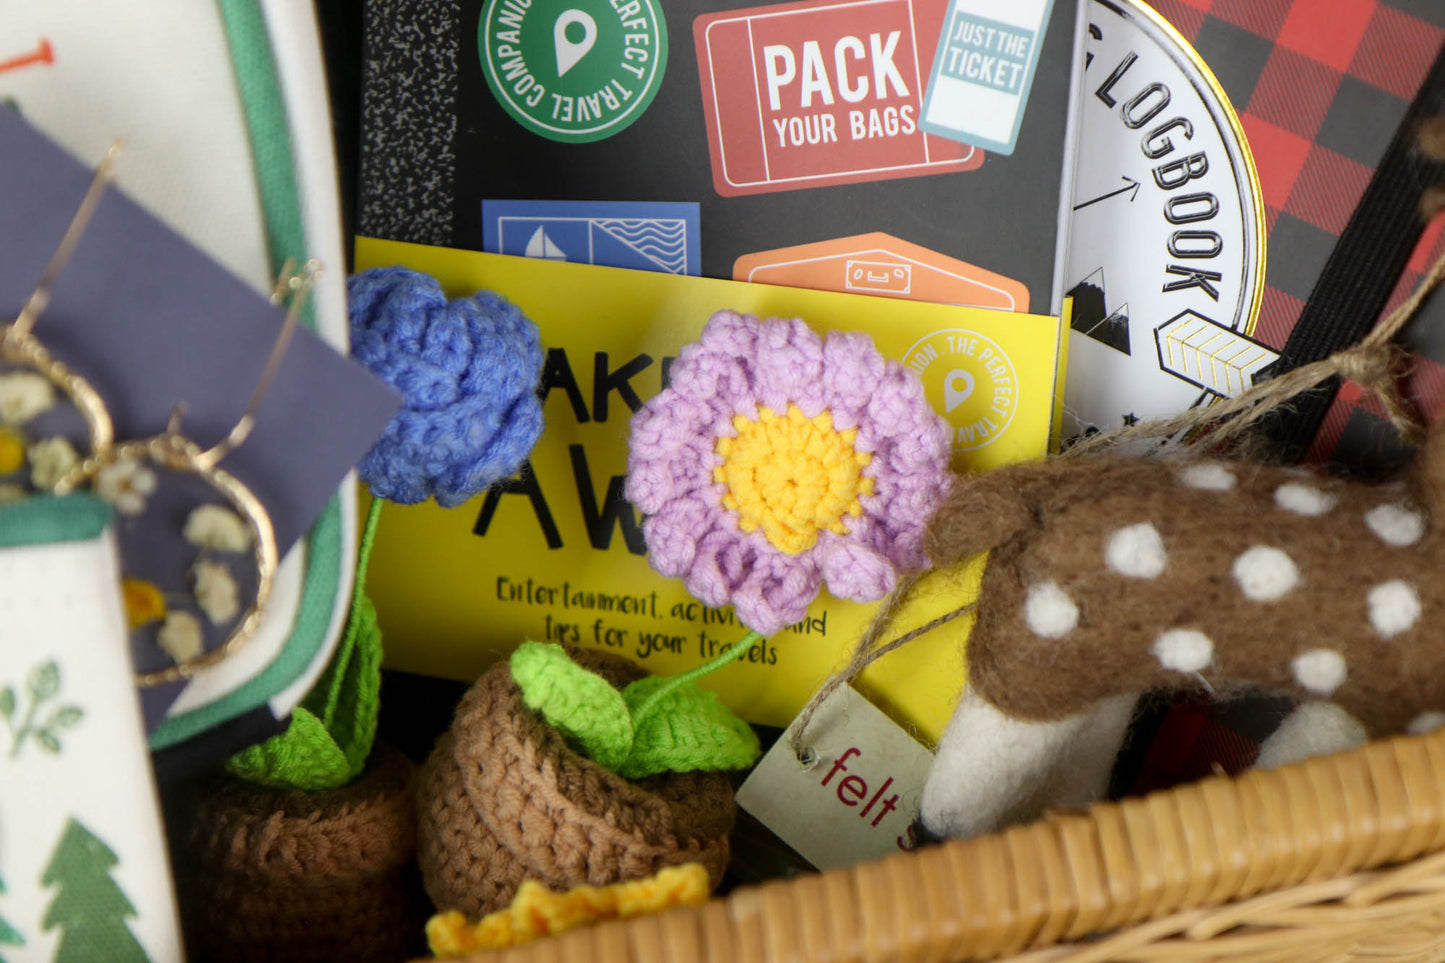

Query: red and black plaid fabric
left=1122, top=696, right=1288, bottom=797
left=1112, top=0, right=1445, bottom=795
left=1148, top=0, right=1445, bottom=353
left=1307, top=217, right=1445, bottom=466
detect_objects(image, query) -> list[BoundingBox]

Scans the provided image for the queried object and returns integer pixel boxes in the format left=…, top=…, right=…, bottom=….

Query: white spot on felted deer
left=917, top=427, right=1445, bottom=840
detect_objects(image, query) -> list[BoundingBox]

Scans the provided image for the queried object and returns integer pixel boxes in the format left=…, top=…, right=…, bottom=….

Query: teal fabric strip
left=0, top=494, right=109, bottom=547
left=214, top=0, right=312, bottom=313
left=150, top=0, right=345, bottom=750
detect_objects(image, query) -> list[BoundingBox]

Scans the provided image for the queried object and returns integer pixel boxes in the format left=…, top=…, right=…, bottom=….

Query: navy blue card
left=0, top=109, right=400, bottom=731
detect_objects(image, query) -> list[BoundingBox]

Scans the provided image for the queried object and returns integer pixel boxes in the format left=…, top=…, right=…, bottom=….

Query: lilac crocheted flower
left=626, top=311, right=952, bottom=635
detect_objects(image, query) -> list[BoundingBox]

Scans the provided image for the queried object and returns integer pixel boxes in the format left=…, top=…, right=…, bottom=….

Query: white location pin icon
left=554, top=9, right=598, bottom=78
left=944, top=369, right=975, bottom=413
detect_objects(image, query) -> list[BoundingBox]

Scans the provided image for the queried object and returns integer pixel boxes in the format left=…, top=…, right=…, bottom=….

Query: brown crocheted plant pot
left=416, top=648, right=737, bottom=917
left=185, top=741, right=425, bottom=963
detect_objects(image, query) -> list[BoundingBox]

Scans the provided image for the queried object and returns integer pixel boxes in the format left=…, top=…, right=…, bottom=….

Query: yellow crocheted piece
left=0, top=428, right=24, bottom=476
left=714, top=404, right=873, bottom=554
left=121, top=578, right=167, bottom=630
left=426, top=863, right=711, bottom=956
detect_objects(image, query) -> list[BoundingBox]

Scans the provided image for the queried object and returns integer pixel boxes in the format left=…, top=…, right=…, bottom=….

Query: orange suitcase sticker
left=735, top=232, right=1029, bottom=311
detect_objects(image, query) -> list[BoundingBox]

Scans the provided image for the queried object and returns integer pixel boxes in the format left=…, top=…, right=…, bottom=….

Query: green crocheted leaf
left=225, top=707, right=351, bottom=790
left=219, top=597, right=375, bottom=791
left=306, top=587, right=383, bottom=778
left=510, top=641, right=632, bottom=771
left=225, top=500, right=386, bottom=792
left=306, top=499, right=385, bottom=779
left=617, top=676, right=761, bottom=779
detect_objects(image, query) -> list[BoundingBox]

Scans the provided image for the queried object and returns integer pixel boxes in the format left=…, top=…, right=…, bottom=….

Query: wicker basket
left=427, top=726, right=1445, bottom=962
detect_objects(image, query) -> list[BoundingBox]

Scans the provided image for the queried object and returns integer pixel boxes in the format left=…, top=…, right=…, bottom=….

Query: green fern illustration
left=1, top=660, right=84, bottom=759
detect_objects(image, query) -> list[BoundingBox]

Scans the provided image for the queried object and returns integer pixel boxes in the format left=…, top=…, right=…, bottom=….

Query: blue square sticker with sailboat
left=920, top=0, right=1056, bottom=156
left=482, top=200, right=701, bottom=275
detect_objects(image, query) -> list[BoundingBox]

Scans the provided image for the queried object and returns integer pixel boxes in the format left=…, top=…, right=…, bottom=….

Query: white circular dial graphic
left=1064, top=0, right=1267, bottom=438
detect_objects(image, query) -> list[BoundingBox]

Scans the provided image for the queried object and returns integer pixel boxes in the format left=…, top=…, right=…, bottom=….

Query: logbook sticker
left=693, top=0, right=983, bottom=197
left=1061, top=0, right=1266, bottom=438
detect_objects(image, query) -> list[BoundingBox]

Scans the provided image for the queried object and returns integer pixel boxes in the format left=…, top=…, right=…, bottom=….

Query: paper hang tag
left=736, top=685, right=935, bottom=872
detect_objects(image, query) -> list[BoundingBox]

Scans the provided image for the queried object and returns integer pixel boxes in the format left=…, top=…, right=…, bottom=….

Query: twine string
left=788, top=568, right=974, bottom=758
left=1063, top=243, right=1445, bottom=460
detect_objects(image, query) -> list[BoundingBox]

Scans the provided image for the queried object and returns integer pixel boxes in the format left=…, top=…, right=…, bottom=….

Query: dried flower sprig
left=28, top=436, right=78, bottom=491
left=158, top=612, right=204, bottom=664
left=94, top=458, right=157, bottom=516
left=183, top=504, right=253, bottom=552
left=121, top=578, right=167, bottom=630
left=192, top=560, right=241, bottom=625
left=0, top=428, right=24, bottom=476
left=0, top=372, right=55, bottom=426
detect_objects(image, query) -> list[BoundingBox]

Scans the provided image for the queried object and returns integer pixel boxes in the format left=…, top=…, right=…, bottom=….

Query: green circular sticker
left=479, top=0, right=669, bottom=143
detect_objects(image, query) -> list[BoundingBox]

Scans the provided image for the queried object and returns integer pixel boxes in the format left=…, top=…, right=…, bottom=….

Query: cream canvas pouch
left=0, top=495, right=182, bottom=962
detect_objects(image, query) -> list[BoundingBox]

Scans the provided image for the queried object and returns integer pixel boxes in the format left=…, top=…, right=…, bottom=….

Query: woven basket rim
left=426, top=726, right=1445, bottom=963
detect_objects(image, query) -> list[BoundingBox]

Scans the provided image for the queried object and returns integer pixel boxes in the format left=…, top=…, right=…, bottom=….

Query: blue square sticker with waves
left=483, top=199, right=701, bottom=275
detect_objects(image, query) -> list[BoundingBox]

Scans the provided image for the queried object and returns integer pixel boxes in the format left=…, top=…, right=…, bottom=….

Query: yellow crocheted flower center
left=714, top=404, right=873, bottom=555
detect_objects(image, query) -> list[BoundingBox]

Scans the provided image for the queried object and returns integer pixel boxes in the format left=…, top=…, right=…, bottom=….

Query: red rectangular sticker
left=694, top=0, right=984, bottom=196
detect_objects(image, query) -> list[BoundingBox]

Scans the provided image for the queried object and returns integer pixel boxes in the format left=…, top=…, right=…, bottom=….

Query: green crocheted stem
left=226, top=499, right=385, bottom=790
left=356, top=496, right=384, bottom=579
left=626, top=630, right=762, bottom=730
left=316, top=498, right=384, bottom=776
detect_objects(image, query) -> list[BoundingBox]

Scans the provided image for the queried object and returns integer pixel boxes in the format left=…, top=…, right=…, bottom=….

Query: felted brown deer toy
left=916, top=419, right=1445, bottom=840
left=905, top=129, right=1445, bottom=839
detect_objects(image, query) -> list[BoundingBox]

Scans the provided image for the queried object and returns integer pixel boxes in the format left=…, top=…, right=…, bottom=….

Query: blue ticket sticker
left=920, top=0, right=1056, bottom=155
left=482, top=199, right=701, bottom=275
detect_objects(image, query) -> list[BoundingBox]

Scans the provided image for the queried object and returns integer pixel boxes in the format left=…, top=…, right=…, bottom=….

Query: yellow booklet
left=355, top=237, right=1067, bottom=741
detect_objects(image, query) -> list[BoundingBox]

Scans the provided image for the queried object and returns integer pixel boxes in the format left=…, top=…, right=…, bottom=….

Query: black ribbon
left=1256, top=41, right=1445, bottom=462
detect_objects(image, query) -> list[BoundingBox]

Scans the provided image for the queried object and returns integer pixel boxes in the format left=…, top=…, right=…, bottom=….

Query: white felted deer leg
left=1255, top=701, right=1368, bottom=769
left=920, top=689, right=1137, bottom=839
left=1040, top=692, right=1139, bottom=810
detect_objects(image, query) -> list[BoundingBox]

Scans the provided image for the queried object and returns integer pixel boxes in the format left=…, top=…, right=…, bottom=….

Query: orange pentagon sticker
left=734, top=232, right=1029, bottom=311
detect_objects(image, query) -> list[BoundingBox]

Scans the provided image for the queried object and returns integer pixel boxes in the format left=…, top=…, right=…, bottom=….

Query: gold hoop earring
left=55, top=259, right=320, bottom=688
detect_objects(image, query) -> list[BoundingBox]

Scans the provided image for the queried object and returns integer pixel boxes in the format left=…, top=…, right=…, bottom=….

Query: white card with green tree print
left=0, top=496, right=182, bottom=962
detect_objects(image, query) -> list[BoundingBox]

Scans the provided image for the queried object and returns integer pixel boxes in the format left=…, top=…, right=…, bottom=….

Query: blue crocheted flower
left=349, top=267, right=544, bottom=507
